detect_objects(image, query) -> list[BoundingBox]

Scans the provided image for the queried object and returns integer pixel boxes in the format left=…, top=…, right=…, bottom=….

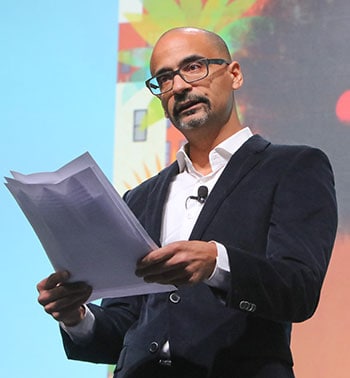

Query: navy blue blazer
left=61, top=135, right=337, bottom=377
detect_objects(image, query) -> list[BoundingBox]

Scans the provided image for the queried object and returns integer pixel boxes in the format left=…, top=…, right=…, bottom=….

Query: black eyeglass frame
left=145, top=58, right=230, bottom=96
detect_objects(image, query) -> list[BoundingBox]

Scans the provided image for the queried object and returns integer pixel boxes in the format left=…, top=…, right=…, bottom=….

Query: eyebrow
left=154, top=54, right=205, bottom=76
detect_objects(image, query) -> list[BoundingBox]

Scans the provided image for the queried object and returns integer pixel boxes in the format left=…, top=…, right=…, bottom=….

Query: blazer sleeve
left=227, top=147, right=337, bottom=322
left=61, top=296, right=144, bottom=364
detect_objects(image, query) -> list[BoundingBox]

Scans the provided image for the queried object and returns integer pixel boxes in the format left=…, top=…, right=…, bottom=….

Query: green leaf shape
left=140, top=96, right=164, bottom=130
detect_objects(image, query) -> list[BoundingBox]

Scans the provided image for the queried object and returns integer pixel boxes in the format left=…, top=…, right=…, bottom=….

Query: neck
left=186, top=122, right=243, bottom=175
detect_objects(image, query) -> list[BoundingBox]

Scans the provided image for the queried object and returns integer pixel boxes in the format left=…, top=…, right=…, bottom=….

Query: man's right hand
left=37, top=271, right=92, bottom=327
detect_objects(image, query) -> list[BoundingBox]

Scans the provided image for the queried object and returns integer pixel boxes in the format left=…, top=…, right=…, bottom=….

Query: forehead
left=150, top=31, right=220, bottom=74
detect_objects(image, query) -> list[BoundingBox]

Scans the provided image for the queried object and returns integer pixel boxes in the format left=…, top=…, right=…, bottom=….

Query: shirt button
left=187, top=212, right=194, bottom=219
left=149, top=341, right=159, bottom=353
left=169, top=292, right=181, bottom=304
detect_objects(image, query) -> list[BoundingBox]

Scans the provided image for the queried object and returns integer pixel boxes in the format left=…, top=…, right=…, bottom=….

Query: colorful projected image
left=114, top=1, right=350, bottom=377
left=114, top=0, right=271, bottom=192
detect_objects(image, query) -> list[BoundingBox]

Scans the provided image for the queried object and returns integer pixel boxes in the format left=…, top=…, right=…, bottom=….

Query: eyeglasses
left=145, top=58, right=230, bottom=96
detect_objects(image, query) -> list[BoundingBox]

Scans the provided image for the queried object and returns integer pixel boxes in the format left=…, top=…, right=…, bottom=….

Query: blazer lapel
left=189, top=135, right=270, bottom=240
left=145, top=162, right=179, bottom=245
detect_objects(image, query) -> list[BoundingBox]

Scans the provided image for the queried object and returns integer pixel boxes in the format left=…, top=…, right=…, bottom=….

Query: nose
left=172, top=73, right=192, bottom=94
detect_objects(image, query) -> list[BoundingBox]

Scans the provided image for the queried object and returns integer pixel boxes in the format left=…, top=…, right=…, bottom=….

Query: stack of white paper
left=5, top=152, right=174, bottom=301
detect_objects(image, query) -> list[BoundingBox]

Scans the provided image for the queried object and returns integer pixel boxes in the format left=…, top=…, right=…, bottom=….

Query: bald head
left=159, top=27, right=231, bottom=58
left=150, top=27, right=232, bottom=73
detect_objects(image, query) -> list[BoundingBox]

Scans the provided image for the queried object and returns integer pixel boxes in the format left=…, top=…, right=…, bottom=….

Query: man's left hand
left=135, top=240, right=217, bottom=286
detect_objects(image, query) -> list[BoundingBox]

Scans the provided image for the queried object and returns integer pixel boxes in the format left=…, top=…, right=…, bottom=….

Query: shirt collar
left=176, top=127, right=253, bottom=173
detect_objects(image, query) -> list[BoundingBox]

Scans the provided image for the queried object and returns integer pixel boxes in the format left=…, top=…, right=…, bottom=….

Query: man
left=37, top=27, right=337, bottom=378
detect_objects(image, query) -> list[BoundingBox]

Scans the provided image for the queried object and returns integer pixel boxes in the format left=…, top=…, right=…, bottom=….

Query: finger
left=135, top=254, right=188, bottom=277
left=43, top=286, right=92, bottom=316
left=45, top=271, right=70, bottom=289
left=141, top=260, right=192, bottom=284
left=141, top=257, right=211, bottom=286
left=143, top=269, right=192, bottom=286
left=136, top=242, right=188, bottom=272
left=137, top=249, right=173, bottom=269
left=38, top=281, right=91, bottom=306
left=37, top=271, right=70, bottom=292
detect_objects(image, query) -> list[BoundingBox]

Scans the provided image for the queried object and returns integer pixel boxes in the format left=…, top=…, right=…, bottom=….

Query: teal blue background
left=0, top=1, right=118, bottom=376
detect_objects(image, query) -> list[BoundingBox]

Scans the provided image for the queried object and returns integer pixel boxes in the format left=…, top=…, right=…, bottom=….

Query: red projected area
left=336, top=90, right=350, bottom=124
left=292, top=236, right=350, bottom=377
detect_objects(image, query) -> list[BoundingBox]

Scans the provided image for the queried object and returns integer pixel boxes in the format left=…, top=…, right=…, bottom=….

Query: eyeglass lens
left=150, top=59, right=208, bottom=95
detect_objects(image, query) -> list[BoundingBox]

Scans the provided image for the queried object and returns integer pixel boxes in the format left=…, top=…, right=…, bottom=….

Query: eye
left=156, top=72, right=173, bottom=85
left=182, top=60, right=204, bottom=73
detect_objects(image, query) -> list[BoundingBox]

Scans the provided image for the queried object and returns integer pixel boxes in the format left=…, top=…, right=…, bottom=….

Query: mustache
left=173, top=95, right=211, bottom=117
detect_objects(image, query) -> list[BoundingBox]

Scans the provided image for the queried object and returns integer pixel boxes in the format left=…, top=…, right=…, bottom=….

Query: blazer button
left=239, top=300, right=256, bottom=312
left=169, top=292, right=181, bottom=304
left=149, top=341, right=159, bottom=353
left=249, top=303, right=256, bottom=312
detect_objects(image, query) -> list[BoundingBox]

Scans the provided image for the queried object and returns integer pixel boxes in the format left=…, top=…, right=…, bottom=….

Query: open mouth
left=177, top=101, right=202, bottom=115
left=175, top=98, right=208, bottom=117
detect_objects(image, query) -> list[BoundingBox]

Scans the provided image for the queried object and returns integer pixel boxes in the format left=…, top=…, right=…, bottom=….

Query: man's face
left=150, top=30, right=237, bottom=133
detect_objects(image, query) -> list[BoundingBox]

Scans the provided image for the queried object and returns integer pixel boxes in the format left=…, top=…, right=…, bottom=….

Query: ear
left=228, top=61, right=243, bottom=90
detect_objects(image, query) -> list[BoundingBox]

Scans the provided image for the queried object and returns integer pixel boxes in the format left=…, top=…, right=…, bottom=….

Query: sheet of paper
left=5, top=152, right=175, bottom=301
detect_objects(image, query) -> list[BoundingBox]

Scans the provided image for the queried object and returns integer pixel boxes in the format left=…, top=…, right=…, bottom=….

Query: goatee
left=172, top=94, right=211, bottom=130
left=177, top=111, right=210, bottom=130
